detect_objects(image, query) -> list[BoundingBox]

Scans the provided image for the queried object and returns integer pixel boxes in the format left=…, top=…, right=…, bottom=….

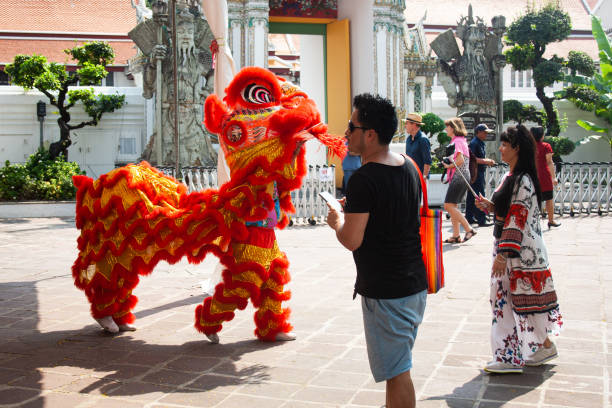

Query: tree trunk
left=536, top=86, right=559, bottom=136
left=49, top=120, right=72, bottom=160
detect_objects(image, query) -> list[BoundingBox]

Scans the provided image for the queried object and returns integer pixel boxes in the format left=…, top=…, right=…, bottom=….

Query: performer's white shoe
left=95, top=316, right=119, bottom=333
left=206, top=333, right=219, bottom=344
left=118, top=324, right=137, bottom=332
left=275, top=331, right=297, bottom=341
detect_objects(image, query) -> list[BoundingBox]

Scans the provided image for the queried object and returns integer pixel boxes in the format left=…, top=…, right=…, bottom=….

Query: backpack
left=468, top=148, right=478, bottom=184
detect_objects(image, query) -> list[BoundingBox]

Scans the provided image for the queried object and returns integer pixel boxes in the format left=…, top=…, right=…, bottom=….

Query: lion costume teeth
left=71, top=67, right=346, bottom=341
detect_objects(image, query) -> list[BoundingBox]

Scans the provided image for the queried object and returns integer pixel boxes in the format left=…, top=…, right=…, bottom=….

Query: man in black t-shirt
left=326, top=94, right=427, bottom=408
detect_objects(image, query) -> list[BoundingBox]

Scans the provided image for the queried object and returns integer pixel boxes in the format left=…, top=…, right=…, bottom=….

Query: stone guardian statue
left=130, top=4, right=217, bottom=167
left=431, top=5, right=505, bottom=118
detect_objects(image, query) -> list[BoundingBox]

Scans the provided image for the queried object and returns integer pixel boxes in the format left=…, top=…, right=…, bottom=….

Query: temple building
left=0, top=0, right=608, bottom=179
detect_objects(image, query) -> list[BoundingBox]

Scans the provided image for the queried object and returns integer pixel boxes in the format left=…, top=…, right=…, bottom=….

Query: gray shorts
left=444, top=170, right=469, bottom=204
left=361, top=290, right=427, bottom=382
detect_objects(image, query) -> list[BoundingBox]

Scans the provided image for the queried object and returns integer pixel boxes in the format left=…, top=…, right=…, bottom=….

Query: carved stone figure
left=431, top=5, right=505, bottom=117
left=130, top=5, right=217, bottom=166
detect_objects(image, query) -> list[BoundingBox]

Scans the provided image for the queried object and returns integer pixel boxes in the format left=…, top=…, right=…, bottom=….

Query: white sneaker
left=525, top=343, right=558, bottom=366
left=95, top=316, right=119, bottom=333
left=484, top=361, right=523, bottom=374
left=206, top=333, right=219, bottom=344
left=275, top=331, right=297, bottom=341
left=118, top=324, right=137, bottom=332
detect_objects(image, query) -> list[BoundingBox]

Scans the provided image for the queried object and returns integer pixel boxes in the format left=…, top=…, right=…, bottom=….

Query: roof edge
left=0, top=31, right=128, bottom=38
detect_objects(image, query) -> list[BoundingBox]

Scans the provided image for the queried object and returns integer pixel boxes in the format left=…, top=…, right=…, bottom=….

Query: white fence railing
left=290, top=165, right=336, bottom=225
left=159, top=164, right=336, bottom=225
left=484, top=162, right=612, bottom=216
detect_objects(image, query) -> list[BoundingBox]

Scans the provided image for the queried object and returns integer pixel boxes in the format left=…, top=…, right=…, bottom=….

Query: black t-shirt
left=344, top=158, right=427, bottom=299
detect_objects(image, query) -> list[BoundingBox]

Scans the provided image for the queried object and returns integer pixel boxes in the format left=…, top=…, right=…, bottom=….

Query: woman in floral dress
left=476, top=125, right=562, bottom=374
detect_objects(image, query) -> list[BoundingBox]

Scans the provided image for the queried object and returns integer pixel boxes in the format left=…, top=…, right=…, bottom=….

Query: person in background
left=327, top=94, right=427, bottom=408
left=476, top=125, right=562, bottom=374
left=531, top=126, right=561, bottom=228
left=342, top=151, right=361, bottom=194
left=442, top=117, right=476, bottom=243
left=404, top=113, right=431, bottom=177
left=465, top=123, right=496, bottom=227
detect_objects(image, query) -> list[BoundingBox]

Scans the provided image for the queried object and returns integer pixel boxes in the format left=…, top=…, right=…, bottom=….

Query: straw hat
left=405, top=113, right=424, bottom=125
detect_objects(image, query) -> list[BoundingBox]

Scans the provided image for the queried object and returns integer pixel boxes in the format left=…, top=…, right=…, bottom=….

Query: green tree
left=504, top=3, right=593, bottom=136
left=420, top=112, right=445, bottom=137
left=5, top=42, right=126, bottom=160
left=556, top=15, right=612, bottom=157
left=503, top=99, right=546, bottom=125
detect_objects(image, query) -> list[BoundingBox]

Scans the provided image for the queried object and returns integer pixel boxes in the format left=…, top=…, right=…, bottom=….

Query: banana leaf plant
left=556, top=15, right=612, bottom=158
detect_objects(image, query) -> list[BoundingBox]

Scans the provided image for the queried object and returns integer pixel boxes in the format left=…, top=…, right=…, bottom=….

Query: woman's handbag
left=405, top=156, right=445, bottom=294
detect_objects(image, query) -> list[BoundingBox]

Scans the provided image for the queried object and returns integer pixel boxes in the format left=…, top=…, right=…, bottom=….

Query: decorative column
left=244, top=0, right=269, bottom=68
left=424, top=75, right=433, bottom=113
left=373, top=0, right=406, bottom=102
left=490, top=15, right=507, bottom=159
left=407, top=77, right=415, bottom=113
left=227, top=0, right=245, bottom=71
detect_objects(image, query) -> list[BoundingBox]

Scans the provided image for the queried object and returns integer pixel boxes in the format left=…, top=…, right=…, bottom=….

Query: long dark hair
left=530, top=126, right=544, bottom=142
left=500, top=125, right=542, bottom=207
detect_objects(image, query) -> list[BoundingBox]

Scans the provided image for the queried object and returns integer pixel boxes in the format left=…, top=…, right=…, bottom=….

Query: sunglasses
left=348, top=120, right=369, bottom=133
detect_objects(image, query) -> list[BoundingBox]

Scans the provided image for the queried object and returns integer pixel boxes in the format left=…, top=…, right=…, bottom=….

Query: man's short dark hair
left=352, top=93, right=398, bottom=145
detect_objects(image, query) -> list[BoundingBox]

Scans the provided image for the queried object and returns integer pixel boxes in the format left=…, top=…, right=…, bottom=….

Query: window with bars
left=526, top=70, right=532, bottom=88
left=0, top=70, right=10, bottom=85
left=414, top=83, right=422, bottom=112
left=105, top=72, right=114, bottom=87
left=562, top=68, right=569, bottom=87
left=119, top=137, right=136, bottom=155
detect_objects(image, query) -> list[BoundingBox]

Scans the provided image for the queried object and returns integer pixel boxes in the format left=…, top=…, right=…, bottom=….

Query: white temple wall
left=338, top=0, right=374, bottom=98
left=0, top=86, right=147, bottom=178
left=300, top=34, right=327, bottom=166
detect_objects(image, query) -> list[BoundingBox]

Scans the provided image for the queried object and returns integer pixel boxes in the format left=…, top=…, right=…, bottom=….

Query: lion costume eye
left=242, top=83, right=273, bottom=105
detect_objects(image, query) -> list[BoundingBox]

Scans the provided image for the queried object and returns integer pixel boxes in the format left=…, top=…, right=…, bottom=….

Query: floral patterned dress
left=490, top=173, right=562, bottom=366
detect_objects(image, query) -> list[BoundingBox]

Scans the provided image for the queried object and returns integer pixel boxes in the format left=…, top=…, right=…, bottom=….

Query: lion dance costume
left=71, top=67, right=346, bottom=341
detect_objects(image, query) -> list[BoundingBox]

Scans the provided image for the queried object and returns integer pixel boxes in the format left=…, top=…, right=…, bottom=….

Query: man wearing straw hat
left=326, top=94, right=427, bottom=408
left=404, top=113, right=432, bottom=178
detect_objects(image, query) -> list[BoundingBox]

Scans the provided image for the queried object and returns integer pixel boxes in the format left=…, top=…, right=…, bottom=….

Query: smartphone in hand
left=319, top=191, right=342, bottom=212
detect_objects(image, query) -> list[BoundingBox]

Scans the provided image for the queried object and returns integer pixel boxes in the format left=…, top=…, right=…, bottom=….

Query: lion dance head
left=204, top=66, right=346, bottom=197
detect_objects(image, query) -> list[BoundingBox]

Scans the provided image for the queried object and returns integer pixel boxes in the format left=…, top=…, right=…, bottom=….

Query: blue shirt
left=405, top=130, right=432, bottom=174
left=469, top=136, right=486, bottom=175
left=342, top=153, right=361, bottom=171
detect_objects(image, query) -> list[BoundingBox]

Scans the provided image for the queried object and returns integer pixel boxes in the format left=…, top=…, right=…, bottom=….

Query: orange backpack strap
left=401, top=154, right=429, bottom=215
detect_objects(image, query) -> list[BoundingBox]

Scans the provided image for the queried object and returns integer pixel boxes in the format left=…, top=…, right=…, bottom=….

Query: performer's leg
left=83, top=263, right=140, bottom=331
left=253, top=255, right=293, bottom=341
left=194, top=265, right=263, bottom=336
left=195, top=227, right=292, bottom=342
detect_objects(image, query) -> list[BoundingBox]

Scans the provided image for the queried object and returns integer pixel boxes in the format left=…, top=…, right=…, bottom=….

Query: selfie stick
left=448, top=157, right=489, bottom=214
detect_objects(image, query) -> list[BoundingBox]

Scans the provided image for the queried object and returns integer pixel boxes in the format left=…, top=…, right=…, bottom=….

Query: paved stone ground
left=0, top=214, right=610, bottom=408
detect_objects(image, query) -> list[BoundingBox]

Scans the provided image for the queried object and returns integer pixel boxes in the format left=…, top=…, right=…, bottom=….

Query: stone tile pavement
left=0, top=214, right=610, bottom=407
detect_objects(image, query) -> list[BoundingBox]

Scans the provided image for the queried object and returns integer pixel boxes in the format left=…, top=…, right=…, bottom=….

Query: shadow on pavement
left=0, top=280, right=276, bottom=406
left=424, top=368, right=552, bottom=407
left=1, top=217, right=75, bottom=234
left=133, top=295, right=203, bottom=320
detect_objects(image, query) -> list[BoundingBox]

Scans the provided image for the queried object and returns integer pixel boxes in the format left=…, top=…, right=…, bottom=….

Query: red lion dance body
left=71, top=67, right=345, bottom=342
